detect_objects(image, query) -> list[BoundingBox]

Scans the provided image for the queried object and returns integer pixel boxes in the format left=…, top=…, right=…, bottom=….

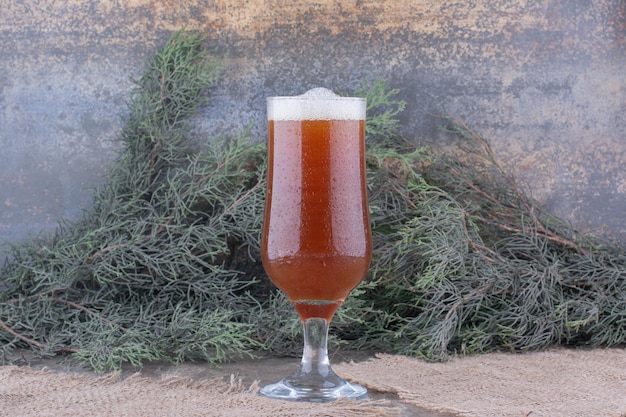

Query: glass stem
left=300, top=318, right=332, bottom=376
left=259, top=315, right=367, bottom=400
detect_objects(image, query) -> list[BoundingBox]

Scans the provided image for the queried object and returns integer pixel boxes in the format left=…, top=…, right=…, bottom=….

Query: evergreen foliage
left=1, top=31, right=624, bottom=371
left=357, top=114, right=626, bottom=359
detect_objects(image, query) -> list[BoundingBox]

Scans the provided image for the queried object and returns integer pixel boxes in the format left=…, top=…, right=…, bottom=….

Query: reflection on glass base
left=259, top=373, right=367, bottom=402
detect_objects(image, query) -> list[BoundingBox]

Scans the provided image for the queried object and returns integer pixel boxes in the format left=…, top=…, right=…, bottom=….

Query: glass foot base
left=259, top=377, right=367, bottom=402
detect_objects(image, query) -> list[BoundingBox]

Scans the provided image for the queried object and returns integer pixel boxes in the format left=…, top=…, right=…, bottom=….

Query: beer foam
left=267, top=87, right=366, bottom=121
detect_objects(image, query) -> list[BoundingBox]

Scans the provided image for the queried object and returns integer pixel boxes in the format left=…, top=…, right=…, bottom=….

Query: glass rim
left=267, top=88, right=366, bottom=121
left=266, top=95, right=366, bottom=102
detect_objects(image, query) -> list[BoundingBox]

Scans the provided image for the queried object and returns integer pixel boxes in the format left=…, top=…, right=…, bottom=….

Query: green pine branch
left=1, top=30, right=625, bottom=372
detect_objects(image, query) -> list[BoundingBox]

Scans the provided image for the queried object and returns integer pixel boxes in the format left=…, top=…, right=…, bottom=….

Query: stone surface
left=2, top=0, right=626, bottom=248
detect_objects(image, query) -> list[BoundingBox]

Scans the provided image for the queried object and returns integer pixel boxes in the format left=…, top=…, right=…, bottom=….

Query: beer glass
left=260, top=88, right=371, bottom=401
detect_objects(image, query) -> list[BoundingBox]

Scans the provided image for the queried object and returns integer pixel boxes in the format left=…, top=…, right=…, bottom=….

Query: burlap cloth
left=1, top=348, right=625, bottom=416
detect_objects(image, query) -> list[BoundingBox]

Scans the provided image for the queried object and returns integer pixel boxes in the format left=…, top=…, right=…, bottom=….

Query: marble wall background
left=2, top=0, right=625, bottom=249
